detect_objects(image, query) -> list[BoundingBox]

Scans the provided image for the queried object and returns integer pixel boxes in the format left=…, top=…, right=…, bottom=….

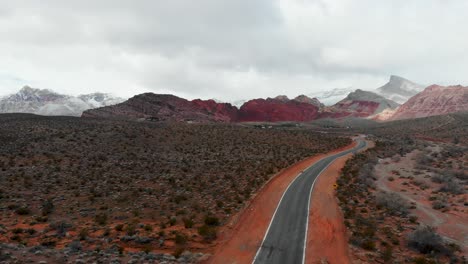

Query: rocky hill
left=0, top=86, right=123, bottom=116
left=320, top=89, right=399, bottom=119
left=390, top=85, right=468, bottom=120
left=238, top=97, right=320, bottom=122
left=376, top=75, right=425, bottom=104
left=83, top=93, right=239, bottom=122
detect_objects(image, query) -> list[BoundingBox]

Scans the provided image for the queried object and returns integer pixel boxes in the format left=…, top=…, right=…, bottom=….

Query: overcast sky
left=1, top=0, right=467, bottom=100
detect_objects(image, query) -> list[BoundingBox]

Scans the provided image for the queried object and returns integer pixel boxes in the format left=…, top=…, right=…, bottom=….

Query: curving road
left=253, top=139, right=367, bottom=264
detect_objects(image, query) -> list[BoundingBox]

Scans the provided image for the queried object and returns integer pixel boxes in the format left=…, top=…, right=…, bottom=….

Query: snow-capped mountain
left=0, top=86, right=125, bottom=116
left=307, top=87, right=354, bottom=106
left=375, top=75, right=425, bottom=104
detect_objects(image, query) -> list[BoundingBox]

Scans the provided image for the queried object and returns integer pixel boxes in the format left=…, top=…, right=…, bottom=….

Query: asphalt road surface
left=253, top=139, right=367, bottom=264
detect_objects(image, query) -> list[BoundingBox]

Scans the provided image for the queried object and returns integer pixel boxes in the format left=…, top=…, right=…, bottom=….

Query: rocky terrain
left=390, top=85, right=468, bottom=120
left=0, top=86, right=123, bottom=117
left=336, top=138, right=467, bottom=263
left=375, top=75, right=425, bottom=104
left=0, top=113, right=350, bottom=262
left=320, top=89, right=400, bottom=119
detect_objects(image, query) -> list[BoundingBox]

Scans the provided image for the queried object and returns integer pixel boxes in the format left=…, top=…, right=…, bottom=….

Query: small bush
left=175, top=233, right=187, bottom=245
left=79, top=228, right=88, bottom=240
left=183, top=218, right=194, bottom=228
left=439, top=180, right=464, bottom=194
left=361, top=239, right=376, bottom=250
left=15, top=207, right=31, bottom=215
left=115, top=224, right=124, bottom=231
left=198, top=225, right=217, bottom=241
left=407, top=226, right=446, bottom=254
left=41, top=199, right=54, bottom=216
left=95, top=213, right=108, bottom=226
left=376, top=192, right=408, bottom=216
left=204, top=216, right=220, bottom=226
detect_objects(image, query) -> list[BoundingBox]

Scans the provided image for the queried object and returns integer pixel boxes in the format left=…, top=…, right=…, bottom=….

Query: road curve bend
left=253, top=139, right=367, bottom=264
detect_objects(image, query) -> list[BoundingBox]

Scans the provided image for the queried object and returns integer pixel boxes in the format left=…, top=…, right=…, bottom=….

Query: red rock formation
left=238, top=98, right=320, bottom=122
left=82, top=93, right=238, bottom=122
left=390, top=85, right=468, bottom=120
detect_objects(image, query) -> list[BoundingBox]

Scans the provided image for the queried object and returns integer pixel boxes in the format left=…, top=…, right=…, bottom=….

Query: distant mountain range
left=83, top=88, right=400, bottom=123
left=3, top=76, right=467, bottom=122
left=0, top=86, right=124, bottom=116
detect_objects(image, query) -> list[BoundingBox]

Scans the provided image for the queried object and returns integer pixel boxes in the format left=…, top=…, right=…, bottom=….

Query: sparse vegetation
left=0, top=114, right=351, bottom=254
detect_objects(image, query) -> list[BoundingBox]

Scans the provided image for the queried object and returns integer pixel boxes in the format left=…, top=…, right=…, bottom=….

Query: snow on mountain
left=375, top=75, right=425, bottom=104
left=307, top=87, right=354, bottom=106
left=231, top=99, right=247, bottom=108
left=0, top=86, right=124, bottom=116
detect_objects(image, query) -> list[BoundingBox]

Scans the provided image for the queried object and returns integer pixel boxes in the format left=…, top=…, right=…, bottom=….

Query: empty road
left=253, top=139, right=367, bottom=264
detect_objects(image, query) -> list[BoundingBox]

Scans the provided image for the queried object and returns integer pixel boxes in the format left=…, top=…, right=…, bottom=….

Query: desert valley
left=1, top=1, right=468, bottom=263
left=0, top=76, right=467, bottom=264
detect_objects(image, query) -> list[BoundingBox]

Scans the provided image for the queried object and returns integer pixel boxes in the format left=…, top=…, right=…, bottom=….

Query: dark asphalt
left=253, top=139, right=367, bottom=264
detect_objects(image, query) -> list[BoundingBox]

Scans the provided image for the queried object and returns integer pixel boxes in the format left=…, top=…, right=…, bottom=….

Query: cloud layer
left=1, top=0, right=467, bottom=100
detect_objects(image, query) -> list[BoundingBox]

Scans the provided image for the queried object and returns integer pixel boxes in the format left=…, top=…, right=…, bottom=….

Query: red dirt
left=207, top=141, right=358, bottom=264
left=306, top=139, right=372, bottom=264
left=306, top=154, right=353, bottom=264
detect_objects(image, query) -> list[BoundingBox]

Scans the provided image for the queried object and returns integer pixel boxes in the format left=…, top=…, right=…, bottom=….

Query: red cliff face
left=83, top=93, right=325, bottom=123
left=238, top=98, right=320, bottom=122
left=390, top=85, right=468, bottom=120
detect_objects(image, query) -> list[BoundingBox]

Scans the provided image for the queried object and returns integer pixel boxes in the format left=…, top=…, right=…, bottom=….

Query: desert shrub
left=431, top=200, right=447, bottom=210
left=439, top=180, right=464, bottom=194
left=79, top=228, right=88, bottom=240
left=407, top=226, right=446, bottom=254
left=204, top=216, right=220, bottom=226
left=198, top=225, right=217, bottom=241
left=169, top=217, right=177, bottom=226
left=183, top=218, right=194, bottom=228
left=144, top=224, right=153, bottom=231
left=376, top=192, right=408, bottom=216
left=41, top=199, right=54, bottom=216
left=173, top=247, right=185, bottom=258
left=95, top=213, right=108, bottom=225
left=361, top=239, right=376, bottom=250
left=50, top=221, right=72, bottom=237
left=126, top=223, right=137, bottom=236
left=381, top=246, right=393, bottom=262
left=11, top=228, right=23, bottom=234
left=431, top=174, right=447, bottom=184
left=174, top=233, right=187, bottom=245
left=15, top=206, right=31, bottom=215
left=68, top=240, right=82, bottom=252
left=115, top=224, right=124, bottom=231
left=358, top=163, right=376, bottom=187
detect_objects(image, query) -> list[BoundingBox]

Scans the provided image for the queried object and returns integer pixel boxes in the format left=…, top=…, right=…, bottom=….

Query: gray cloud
left=0, top=0, right=467, bottom=100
